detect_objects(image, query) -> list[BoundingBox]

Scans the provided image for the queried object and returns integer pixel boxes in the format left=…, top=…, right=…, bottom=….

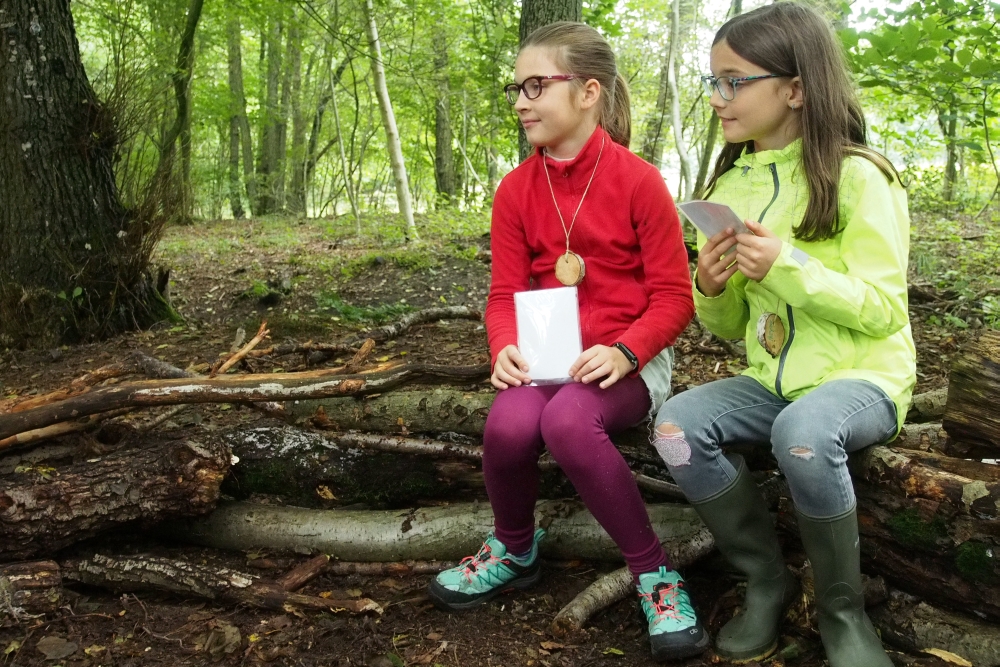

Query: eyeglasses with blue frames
left=504, top=75, right=581, bottom=105
left=701, top=74, right=785, bottom=101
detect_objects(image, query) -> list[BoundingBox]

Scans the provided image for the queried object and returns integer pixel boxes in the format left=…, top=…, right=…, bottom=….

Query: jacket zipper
left=757, top=162, right=794, bottom=399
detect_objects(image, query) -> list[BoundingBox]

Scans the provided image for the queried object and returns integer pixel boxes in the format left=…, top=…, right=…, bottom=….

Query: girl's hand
left=735, top=220, right=782, bottom=282
left=492, top=345, right=531, bottom=390
left=569, top=345, right=633, bottom=389
left=695, top=228, right=740, bottom=297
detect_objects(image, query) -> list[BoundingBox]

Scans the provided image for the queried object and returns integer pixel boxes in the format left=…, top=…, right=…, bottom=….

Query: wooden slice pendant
left=756, top=312, right=786, bottom=358
left=555, top=251, right=586, bottom=286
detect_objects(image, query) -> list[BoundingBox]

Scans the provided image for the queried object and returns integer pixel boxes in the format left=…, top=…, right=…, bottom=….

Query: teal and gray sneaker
left=637, top=567, right=710, bottom=662
left=428, top=529, right=545, bottom=611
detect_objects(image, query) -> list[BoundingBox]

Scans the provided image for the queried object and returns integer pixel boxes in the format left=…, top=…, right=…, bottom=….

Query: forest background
left=1, top=0, right=999, bottom=348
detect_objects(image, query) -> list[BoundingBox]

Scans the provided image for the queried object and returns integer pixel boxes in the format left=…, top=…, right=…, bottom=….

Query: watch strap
left=613, top=342, right=639, bottom=371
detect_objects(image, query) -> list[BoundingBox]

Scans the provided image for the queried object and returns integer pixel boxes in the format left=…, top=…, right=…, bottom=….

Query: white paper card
left=515, top=286, right=582, bottom=385
left=678, top=200, right=751, bottom=256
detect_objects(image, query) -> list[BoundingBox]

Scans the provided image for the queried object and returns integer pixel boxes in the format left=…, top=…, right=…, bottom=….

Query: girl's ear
left=787, top=76, right=804, bottom=110
left=579, top=78, right=602, bottom=110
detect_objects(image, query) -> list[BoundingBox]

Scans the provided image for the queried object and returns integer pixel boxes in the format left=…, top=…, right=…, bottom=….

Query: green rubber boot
left=796, top=506, right=893, bottom=667
left=691, top=456, right=799, bottom=663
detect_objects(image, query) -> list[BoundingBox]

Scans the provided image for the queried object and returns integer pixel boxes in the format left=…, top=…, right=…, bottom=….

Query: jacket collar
left=735, top=138, right=802, bottom=170
left=536, top=125, right=608, bottom=180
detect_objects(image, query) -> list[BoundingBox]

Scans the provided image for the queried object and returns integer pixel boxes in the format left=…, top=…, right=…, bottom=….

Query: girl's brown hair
left=522, top=22, right=632, bottom=148
left=704, top=2, right=899, bottom=242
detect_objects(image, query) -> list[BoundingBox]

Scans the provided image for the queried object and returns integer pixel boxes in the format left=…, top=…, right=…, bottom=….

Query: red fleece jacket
left=485, top=126, right=695, bottom=371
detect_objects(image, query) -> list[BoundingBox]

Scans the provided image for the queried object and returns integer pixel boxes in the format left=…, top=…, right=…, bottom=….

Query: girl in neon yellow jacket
left=650, top=4, right=915, bottom=667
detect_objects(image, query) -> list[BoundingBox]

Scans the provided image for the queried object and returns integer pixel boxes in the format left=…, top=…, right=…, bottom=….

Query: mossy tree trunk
left=0, top=0, right=171, bottom=347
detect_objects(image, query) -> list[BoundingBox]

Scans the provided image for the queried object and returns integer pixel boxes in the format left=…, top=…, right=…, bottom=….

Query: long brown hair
left=522, top=22, right=632, bottom=148
left=704, top=3, right=899, bottom=242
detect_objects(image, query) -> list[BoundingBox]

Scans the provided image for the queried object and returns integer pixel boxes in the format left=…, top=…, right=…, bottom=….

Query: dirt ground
left=0, top=213, right=980, bottom=666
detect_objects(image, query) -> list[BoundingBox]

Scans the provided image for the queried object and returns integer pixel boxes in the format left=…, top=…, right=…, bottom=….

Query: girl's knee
left=651, top=421, right=694, bottom=468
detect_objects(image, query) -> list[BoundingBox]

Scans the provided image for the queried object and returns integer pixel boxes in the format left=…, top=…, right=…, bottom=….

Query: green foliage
left=315, top=292, right=413, bottom=324
left=339, top=250, right=438, bottom=279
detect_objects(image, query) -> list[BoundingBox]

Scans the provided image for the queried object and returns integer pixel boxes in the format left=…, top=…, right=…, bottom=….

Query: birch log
left=164, top=500, right=707, bottom=563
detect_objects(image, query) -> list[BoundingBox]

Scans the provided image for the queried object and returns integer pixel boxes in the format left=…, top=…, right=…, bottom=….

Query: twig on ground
left=211, top=321, right=269, bottom=377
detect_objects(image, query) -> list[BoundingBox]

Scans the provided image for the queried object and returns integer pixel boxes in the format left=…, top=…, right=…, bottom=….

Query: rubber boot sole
left=427, top=566, right=543, bottom=612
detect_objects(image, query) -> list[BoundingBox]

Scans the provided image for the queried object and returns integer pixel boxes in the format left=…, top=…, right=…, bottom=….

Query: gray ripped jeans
left=653, top=375, right=897, bottom=518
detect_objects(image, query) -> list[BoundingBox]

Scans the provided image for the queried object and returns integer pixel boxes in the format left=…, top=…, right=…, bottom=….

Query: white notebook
left=514, top=286, right=583, bottom=385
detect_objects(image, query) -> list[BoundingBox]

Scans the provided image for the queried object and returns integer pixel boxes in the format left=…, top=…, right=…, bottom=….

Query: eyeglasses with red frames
left=503, top=75, right=581, bottom=105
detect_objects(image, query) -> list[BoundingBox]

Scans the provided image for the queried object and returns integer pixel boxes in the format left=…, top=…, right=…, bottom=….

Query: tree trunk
left=667, top=0, right=693, bottom=201
left=942, top=329, right=1000, bottom=455
left=256, top=20, right=283, bottom=215
left=517, top=0, right=582, bottom=161
left=940, top=103, right=959, bottom=202
left=152, top=0, right=205, bottom=224
left=226, top=13, right=256, bottom=214
left=287, top=27, right=307, bottom=216
left=639, top=54, right=670, bottom=167
left=330, top=61, right=361, bottom=232
left=0, top=560, right=62, bottom=617
left=433, top=29, right=456, bottom=207
left=274, top=22, right=297, bottom=212
left=227, top=116, right=245, bottom=219
left=166, top=500, right=707, bottom=563
left=0, top=437, right=229, bottom=562
left=693, top=114, right=719, bottom=198
left=0, top=0, right=170, bottom=346
left=362, top=0, right=417, bottom=240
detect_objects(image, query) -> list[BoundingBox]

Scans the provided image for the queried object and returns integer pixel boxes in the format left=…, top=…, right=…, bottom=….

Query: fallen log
left=550, top=526, right=715, bottom=637
left=62, top=553, right=382, bottom=614
left=841, top=446, right=1000, bottom=620
left=892, top=422, right=951, bottom=453
left=298, top=388, right=495, bottom=436
left=944, top=329, right=1000, bottom=454
left=0, top=560, right=62, bottom=618
left=0, top=363, right=490, bottom=441
left=163, top=500, right=707, bottom=563
left=0, top=436, right=230, bottom=562
left=870, top=588, right=1000, bottom=667
left=222, top=426, right=680, bottom=508
left=908, top=387, right=949, bottom=423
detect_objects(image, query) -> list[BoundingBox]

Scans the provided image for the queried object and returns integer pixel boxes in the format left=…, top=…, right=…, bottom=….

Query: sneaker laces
left=641, top=581, right=689, bottom=623
left=458, top=541, right=504, bottom=582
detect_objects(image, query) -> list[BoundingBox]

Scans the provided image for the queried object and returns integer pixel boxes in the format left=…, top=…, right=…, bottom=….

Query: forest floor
left=0, top=208, right=997, bottom=667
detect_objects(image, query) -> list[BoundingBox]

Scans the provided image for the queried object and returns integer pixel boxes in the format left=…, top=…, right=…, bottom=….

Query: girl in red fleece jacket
left=427, top=22, right=699, bottom=662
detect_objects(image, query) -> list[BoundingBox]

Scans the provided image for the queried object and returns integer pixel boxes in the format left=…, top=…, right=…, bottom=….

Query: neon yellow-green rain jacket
left=694, top=139, right=916, bottom=432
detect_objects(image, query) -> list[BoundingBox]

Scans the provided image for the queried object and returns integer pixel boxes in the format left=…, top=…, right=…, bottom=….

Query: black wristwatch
left=613, top=342, right=639, bottom=372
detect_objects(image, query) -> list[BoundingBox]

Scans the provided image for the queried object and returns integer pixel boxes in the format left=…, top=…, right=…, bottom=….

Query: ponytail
left=603, top=72, right=631, bottom=148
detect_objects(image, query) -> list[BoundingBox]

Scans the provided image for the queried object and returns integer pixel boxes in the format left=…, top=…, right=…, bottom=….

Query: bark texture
left=0, top=560, right=62, bottom=617
left=0, top=363, right=490, bottom=440
left=166, top=500, right=707, bottom=563
left=943, top=330, right=1000, bottom=454
left=0, top=0, right=166, bottom=345
left=0, top=437, right=229, bottom=562
left=871, top=588, right=1000, bottom=667
left=842, top=446, right=1000, bottom=620
left=63, top=553, right=381, bottom=614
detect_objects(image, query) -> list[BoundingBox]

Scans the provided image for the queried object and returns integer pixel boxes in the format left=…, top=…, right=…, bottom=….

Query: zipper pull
left=742, top=165, right=750, bottom=176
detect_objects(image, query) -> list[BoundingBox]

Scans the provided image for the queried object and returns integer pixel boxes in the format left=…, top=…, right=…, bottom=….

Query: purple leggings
left=483, top=376, right=670, bottom=577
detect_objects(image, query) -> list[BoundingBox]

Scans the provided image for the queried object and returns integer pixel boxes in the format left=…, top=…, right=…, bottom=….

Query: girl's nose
left=514, top=90, right=530, bottom=112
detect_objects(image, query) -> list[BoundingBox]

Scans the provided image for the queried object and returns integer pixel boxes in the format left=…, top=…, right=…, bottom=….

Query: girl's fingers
left=599, top=368, right=620, bottom=389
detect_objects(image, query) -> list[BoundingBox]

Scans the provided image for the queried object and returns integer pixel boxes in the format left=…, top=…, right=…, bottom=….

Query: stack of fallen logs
left=1, top=313, right=999, bottom=665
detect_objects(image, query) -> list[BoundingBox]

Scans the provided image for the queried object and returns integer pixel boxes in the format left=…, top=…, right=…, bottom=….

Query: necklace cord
left=542, top=136, right=606, bottom=254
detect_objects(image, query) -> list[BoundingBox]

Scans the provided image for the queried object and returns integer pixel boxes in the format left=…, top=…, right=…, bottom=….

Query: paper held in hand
left=678, top=201, right=751, bottom=257
left=515, top=286, right=583, bottom=385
